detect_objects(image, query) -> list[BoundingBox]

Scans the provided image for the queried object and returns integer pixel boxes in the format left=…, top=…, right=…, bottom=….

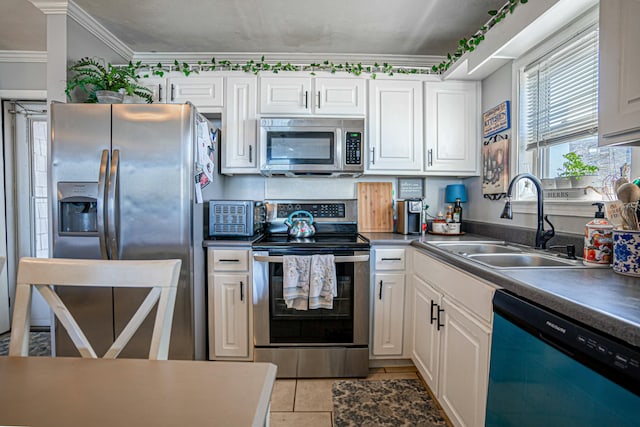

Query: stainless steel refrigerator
left=50, top=102, right=206, bottom=360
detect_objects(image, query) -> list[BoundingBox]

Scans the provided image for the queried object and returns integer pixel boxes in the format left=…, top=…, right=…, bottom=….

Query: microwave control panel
left=345, top=132, right=362, bottom=165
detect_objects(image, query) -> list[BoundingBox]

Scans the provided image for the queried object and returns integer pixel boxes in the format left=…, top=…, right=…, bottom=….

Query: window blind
left=520, top=26, right=599, bottom=151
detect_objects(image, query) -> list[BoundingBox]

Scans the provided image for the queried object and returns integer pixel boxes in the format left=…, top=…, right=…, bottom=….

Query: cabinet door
left=438, top=297, right=491, bottom=427
left=411, top=275, right=441, bottom=392
left=139, top=77, right=167, bottom=103
left=372, top=272, right=405, bottom=356
left=425, top=81, right=479, bottom=175
left=314, top=78, right=366, bottom=115
left=213, top=273, right=250, bottom=358
left=168, top=76, right=224, bottom=107
left=259, top=76, right=312, bottom=114
left=367, top=80, right=423, bottom=172
left=222, top=76, right=258, bottom=172
left=599, top=0, right=640, bottom=146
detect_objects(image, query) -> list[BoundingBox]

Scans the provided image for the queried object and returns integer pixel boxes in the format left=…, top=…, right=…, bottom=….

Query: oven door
left=253, top=250, right=369, bottom=347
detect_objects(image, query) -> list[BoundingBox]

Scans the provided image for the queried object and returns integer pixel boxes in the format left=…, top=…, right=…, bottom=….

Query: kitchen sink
left=466, top=253, right=585, bottom=269
left=427, top=240, right=585, bottom=269
left=427, top=241, right=525, bottom=255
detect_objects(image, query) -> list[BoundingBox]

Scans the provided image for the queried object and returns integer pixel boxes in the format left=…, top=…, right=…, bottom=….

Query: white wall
left=464, top=61, right=594, bottom=235
left=0, top=62, right=46, bottom=90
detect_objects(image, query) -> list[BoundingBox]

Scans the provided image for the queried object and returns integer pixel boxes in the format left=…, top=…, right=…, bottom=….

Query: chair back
left=9, top=257, right=181, bottom=360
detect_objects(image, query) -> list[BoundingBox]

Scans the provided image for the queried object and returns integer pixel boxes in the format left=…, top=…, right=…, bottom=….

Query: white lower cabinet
left=372, top=272, right=405, bottom=356
left=207, top=247, right=252, bottom=360
left=371, top=246, right=407, bottom=358
left=411, top=248, right=494, bottom=427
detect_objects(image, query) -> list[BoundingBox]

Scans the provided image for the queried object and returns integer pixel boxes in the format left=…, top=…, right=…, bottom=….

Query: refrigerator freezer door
left=50, top=103, right=115, bottom=357
left=110, top=104, right=196, bottom=359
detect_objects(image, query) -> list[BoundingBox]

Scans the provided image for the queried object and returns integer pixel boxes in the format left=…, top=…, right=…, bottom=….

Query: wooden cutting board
left=357, top=182, right=394, bottom=232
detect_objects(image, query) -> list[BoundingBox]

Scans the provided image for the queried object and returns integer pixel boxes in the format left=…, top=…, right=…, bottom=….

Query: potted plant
left=557, top=151, right=599, bottom=188
left=65, top=57, right=152, bottom=104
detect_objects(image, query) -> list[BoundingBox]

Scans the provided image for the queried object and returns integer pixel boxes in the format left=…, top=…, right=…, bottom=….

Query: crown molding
left=30, top=0, right=132, bottom=60
left=132, top=52, right=443, bottom=69
left=29, top=1, right=68, bottom=14
left=0, top=51, right=47, bottom=63
left=67, top=0, right=133, bottom=60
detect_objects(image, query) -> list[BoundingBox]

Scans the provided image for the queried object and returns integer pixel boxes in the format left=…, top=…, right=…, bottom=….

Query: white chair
left=9, top=257, right=181, bottom=360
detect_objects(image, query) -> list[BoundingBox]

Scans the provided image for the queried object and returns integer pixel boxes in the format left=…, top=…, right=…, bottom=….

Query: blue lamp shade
left=445, top=184, right=468, bottom=203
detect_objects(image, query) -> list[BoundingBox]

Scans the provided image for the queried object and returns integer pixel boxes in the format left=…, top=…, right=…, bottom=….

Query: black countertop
left=361, top=232, right=640, bottom=349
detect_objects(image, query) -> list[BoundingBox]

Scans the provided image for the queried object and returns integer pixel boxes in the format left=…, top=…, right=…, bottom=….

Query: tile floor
left=269, top=365, right=448, bottom=427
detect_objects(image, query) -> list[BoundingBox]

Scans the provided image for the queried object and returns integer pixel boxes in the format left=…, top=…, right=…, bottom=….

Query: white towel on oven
left=283, top=255, right=310, bottom=310
left=309, top=254, right=337, bottom=310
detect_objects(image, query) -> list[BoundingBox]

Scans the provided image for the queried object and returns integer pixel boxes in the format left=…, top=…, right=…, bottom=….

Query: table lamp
left=445, top=184, right=468, bottom=203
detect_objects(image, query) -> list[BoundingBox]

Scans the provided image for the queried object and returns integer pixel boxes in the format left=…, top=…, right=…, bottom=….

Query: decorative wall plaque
left=483, top=101, right=511, bottom=138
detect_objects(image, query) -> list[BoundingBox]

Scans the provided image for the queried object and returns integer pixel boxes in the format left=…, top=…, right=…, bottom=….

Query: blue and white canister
left=612, top=229, right=640, bottom=277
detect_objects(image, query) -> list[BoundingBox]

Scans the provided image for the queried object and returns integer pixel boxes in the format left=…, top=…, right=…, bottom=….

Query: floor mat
left=0, top=331, right=51, bottom=356
left=332, top=378, right=448, bottom=427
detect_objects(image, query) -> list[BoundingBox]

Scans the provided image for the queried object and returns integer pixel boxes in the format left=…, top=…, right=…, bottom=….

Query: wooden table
left=0, top=356, right=277, bottom=427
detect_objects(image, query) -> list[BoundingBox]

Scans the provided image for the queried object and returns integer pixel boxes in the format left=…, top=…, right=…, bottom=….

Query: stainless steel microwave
left=259, top=118, right=364, bottom=176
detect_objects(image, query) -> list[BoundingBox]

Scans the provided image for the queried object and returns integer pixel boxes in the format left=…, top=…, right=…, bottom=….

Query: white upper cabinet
left=139, top=77, right=167, bottom=103
left=599, top=0, right=640, bottom=146
left=222, top=76, right=258, bottom=173
left=367, top=79, right=423, bottom=173
left=424, top=81, right=480, bottom=175
left=139, top=74, right=224, bottom=108
left=259, top=75, right=365, bottom=115
left=169, top=76, right=224, bottom=107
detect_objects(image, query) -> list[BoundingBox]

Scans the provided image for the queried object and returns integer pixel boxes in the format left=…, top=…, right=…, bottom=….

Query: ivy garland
left=130, top=0, right=528, bottom=80
left=431, top=0, right=528, bottom=73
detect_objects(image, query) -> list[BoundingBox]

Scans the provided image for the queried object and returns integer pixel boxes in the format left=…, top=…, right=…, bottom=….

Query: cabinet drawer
left=210, top=249, right=249, bottom=271
left=375, top=248, right=406, bottom=270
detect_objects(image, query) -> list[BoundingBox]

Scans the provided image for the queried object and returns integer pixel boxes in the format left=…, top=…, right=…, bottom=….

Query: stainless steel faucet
left=500, top=173, right=555, bottom=249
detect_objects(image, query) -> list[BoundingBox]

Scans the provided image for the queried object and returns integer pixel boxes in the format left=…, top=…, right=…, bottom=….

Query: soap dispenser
left=583, top=202, right=613, bottom=265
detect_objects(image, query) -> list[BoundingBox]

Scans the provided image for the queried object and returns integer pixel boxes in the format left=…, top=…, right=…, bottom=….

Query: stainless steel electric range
left=252, top=200, right=370, bottom=378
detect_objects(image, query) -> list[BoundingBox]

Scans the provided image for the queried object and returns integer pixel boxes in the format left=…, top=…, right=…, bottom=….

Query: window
left=516, top=11, right=632, bottom=199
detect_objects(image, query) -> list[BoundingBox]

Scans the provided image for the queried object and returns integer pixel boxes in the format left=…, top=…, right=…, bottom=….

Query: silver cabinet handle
left=253, top=254, right=369, bottom=263
left=371, top=146, right=376, bottom=165
left=97, top=150, right=109, bottom=260
left=157, top=84, right=162, bottom=102
left=171, top=84, right=175, bottom=102
left=249, top=145, right=253, bottom=163
left=428, top=149, right=433, bottom=167
left=107, top=149, right=120, bottom=260
left=304, top=91, right=308, bottom=109
left=317, top=91, right=321, bottom=109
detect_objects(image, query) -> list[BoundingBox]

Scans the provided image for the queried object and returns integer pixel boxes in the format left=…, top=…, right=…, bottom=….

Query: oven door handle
left=253, top=254, right=370, bottom=263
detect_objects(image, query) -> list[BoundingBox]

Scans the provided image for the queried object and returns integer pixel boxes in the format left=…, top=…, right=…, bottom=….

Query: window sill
left=512, top=199, right=602, bottom=218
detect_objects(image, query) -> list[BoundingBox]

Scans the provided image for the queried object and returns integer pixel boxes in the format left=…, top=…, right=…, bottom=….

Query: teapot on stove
left=284, top=210, right=316, bottom=238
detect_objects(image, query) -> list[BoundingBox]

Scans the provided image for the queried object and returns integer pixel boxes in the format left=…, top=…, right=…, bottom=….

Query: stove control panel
left=277, top=203, right=346, bottom=219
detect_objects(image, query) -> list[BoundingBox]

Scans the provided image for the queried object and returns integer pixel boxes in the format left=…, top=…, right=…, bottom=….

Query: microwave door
left=264, top=129, right=340, bottom=172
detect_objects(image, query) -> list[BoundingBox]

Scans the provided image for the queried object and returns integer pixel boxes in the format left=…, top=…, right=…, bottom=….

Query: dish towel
left=309, top=254, right=337, bottom=309
left=283, top=255, right=311, bottom=310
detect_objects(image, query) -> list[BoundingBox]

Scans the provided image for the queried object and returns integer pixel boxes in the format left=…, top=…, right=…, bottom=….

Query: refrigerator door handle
left=97, top=149, right=110, bottom=259
left=107, top=149, right=120, bottom=260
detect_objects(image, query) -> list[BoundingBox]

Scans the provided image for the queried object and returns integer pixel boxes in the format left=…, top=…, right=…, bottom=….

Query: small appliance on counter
left=208, top=200, right=265, bottom=237
left=397, top=199, right=423, bottom=234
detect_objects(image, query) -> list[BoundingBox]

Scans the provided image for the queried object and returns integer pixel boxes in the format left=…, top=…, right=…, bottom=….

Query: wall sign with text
left=483, top=101, right=510, bottom=138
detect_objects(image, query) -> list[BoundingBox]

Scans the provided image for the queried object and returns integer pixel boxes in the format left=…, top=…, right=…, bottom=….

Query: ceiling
left=1, top=0, right=506, bottom=57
